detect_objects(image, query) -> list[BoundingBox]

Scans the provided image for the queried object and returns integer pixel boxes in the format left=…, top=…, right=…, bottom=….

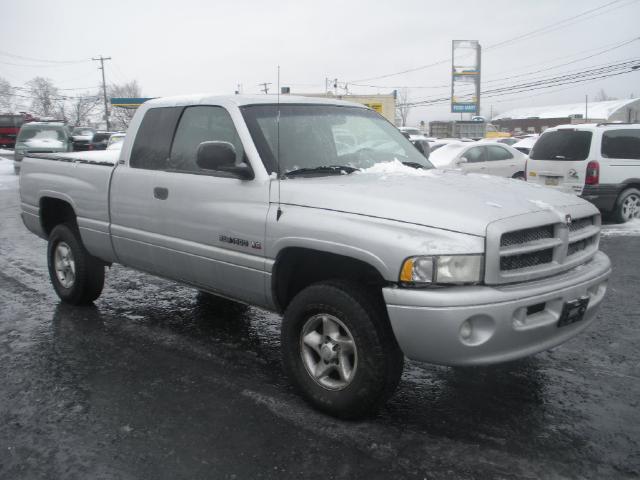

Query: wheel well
left=40, top=197, right=77, bottom=237
left=272, top=248, right=387, bottom=312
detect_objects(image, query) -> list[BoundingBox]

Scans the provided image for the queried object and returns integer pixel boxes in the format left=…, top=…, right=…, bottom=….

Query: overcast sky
left=2, top=0, right=639, bottom=124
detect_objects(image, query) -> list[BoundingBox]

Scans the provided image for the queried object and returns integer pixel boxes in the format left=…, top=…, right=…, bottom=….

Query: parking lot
left=0, top=157, right=639, bottom=479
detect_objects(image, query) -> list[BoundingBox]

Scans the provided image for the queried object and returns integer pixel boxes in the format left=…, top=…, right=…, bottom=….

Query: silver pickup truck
left=19, top=95, right=611, bottom=418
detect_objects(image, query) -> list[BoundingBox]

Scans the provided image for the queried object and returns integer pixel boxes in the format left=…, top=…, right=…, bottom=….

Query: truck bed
left=20, top=150, right=120, bottom=263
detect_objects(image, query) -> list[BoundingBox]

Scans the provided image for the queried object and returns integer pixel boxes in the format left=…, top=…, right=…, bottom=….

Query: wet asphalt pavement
left=0, top=159, right=639, bottom=479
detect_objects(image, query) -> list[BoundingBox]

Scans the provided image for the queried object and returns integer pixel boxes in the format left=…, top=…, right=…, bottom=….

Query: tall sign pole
left=92, top=55, right=112, bottom=130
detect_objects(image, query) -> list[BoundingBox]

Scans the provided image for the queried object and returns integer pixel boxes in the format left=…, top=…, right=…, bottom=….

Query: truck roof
left=144, top=94, right=369, bottom=110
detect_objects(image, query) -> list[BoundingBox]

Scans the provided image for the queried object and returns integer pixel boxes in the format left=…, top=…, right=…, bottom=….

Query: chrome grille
left=500, top=225, right=554, bottom=247
left=501, top=249, right=553, bottom=271
left=485, top=207, right=601, bottom=285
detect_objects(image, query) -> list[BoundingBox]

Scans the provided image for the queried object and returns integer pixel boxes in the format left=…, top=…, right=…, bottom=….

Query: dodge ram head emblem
left=565, top=214, right=572, bottom=225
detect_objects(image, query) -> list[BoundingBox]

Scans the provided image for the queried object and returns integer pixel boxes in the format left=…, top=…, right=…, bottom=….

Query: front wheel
left=281, top=280, right=404, bottom=419
left=614, top=188, right=640, bottom=223
left=47, top=223, right=105, bottom=305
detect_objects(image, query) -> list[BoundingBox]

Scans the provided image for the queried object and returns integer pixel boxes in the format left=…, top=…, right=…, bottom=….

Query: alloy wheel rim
left=54, top=242, right=76, bottom=288
left=622, top=194, right=640, bottom=221
left=300, top=313, right=358, bottom=390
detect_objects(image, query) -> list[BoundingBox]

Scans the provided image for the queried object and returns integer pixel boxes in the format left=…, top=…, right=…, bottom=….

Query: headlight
left=400, top=255, right=483, bottom=285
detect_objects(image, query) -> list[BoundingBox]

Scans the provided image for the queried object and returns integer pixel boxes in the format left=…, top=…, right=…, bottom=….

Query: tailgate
left=527, top=159, right=586, bottom=194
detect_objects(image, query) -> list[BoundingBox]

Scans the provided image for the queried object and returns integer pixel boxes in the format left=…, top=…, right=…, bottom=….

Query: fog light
left=460, top=321, right=473, bottom=340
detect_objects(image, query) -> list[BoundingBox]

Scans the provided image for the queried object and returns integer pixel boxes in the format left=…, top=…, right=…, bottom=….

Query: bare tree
left=594, top=89, right=617, bottom=102
left=26, top=77, right=62, bottom=117
left=108, top=80, right=142, bottom=130
left=0, top=77, right=14, bottom=112
left=396, top=88, right=412, bottom=127
left=64, top=93, right=101, bottom=126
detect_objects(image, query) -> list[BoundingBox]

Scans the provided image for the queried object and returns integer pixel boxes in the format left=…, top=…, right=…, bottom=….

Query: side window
left=169, top=106, right=245, bottom=173
left=464, top=146, right=486, bottom=163
left=487, top=145, right=513, bottom=161
left=601, top=129, right=640, bottom=159
left=130, top=107, right=182, bottom=170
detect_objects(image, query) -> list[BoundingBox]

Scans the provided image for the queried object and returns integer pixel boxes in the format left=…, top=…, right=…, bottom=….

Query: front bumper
left=383, top=251, right=611, bottom=366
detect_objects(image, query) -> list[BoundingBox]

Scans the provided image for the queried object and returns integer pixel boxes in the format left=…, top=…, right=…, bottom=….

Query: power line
left=402, top=60, right=640, bottom=107
left=0, top=49, right=90, bottom=65
left=348, top=0, right=638, bottom=82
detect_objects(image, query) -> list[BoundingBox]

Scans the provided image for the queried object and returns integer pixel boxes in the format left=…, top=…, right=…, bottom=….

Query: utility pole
left=92, top=55, right=112, bottom=130
left=585, top=94, right=588, bottom=123
left=258, top=82, right=272, bottom=94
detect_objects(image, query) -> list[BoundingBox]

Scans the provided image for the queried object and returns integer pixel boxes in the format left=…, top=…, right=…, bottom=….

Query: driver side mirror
left=456, top=157, right=468, bottom=165
left=196, top=141, right=253, bottom=180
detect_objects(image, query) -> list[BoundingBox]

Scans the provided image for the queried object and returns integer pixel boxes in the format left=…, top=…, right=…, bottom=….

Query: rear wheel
left=47, top=223, right=105, bottom=304
left=281, top=280, right=404, bottom=419
left=512, top=171, right=525, bottom=180
left=614, top=188, right=640, bottom=223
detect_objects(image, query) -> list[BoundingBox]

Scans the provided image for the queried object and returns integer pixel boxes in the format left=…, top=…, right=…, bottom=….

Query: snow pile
left=356, top=159, right=433, bottom=177
left=601, top=219, right=640, bottom=237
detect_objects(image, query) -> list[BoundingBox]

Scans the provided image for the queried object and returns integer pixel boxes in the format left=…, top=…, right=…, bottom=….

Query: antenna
left=276, top=65, right=283, bottom=221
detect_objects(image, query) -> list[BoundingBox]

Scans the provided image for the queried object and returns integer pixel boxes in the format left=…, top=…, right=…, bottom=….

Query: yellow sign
left=364, top=103, right=383, bottom=114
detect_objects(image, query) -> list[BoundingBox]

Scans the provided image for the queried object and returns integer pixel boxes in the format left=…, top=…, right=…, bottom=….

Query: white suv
left=526, top=123, right=640, bottom=222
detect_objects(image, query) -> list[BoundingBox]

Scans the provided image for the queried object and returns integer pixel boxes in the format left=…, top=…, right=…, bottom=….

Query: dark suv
left=89, top=131, right=114, bottom=150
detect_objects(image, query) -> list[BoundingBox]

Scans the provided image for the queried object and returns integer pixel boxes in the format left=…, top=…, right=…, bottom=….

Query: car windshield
left=529, top=130, right=592, bottom=161
left=242, top=105, right=432, bottom=176
left=17, top=126, right=66, bottom=142
left=428, top=143, right=465, bottom=167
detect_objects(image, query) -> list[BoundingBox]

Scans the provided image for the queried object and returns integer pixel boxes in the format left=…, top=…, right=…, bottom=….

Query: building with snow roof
left=491, top=98, right=640, bottom=134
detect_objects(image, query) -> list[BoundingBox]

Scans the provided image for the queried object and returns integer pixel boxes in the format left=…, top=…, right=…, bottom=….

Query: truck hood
left=277, top=167, right=587, bottom=237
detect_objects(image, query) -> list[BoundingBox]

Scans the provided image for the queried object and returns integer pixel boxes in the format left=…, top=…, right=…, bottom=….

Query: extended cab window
left=601, top=129, right=640, bottom=159
left=530, top=130, right=592, bottom=161
left=168, top=106, right=245, bottom=173
left=130, top=107, right=182, bottom=169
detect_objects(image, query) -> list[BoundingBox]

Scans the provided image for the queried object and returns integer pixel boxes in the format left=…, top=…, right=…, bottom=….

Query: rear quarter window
left=530, top=130, right=592, bottom=161
left=130, top=107, right=182, bottom=169
left=601, top=129, right=640, bottom=159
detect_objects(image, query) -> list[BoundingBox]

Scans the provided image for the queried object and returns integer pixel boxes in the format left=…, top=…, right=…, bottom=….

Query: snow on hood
left=278, top=165, right=588, bottom=237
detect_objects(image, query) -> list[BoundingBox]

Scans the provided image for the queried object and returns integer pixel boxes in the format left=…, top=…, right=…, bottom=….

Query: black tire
left=613, top=187, right=640, bottom=223
left=281, top=280, right=404, bottom=419
left=47, top=223, right=105, bottom=305
left=512, top=172, right=525, bottom=180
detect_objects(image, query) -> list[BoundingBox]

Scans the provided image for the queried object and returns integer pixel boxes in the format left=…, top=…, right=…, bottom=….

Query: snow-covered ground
left=0, top=148, right=15, bottom=160
left=601, top=219, right=640, bottom=237
left=0, top=158, right=17, bottom=191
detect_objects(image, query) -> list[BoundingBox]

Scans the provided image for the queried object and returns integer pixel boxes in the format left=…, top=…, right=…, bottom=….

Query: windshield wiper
left=283, top=165, right=359, bottom=178
left=402, top=161, right=427, bottom=169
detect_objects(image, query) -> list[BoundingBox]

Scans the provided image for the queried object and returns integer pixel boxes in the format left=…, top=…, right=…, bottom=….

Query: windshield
left=242, top=105, right=432, bottom=176
left=17, top=126, right=66, bottom=142
left=529, top=130, right=592, bottom=161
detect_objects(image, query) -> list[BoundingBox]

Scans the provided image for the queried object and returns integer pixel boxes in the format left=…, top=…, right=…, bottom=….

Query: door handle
left=153, top=187, right=169, bottom=200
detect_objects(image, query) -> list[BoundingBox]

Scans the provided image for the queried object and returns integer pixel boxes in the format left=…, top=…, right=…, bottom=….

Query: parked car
left=429, top=141, right=527, bottom=179
left=13, top=121, right=72, bottom=173
left=512, top=135, right=539, bottom=156
left=89, top=131, right=114, bottom=150
left=478, top=137, right=519, bottom=146
left=0, top=113, right=31, bottom=149
left=106, top=133, right=126, bottom=150
left=70, top=126, right=96, bottom=151
left=526, top=123, right=640, bottom=222
left=19, top=95, right=610, bottom=419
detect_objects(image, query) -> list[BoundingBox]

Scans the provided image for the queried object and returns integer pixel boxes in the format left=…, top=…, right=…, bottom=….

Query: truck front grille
left=500, top=249, right=553, bottom=271
left=485, top=208, right=601, bottom=285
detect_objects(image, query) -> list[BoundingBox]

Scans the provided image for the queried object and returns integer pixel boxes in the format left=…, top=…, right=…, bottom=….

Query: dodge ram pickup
left=19, top=95, right=611, bottom=419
